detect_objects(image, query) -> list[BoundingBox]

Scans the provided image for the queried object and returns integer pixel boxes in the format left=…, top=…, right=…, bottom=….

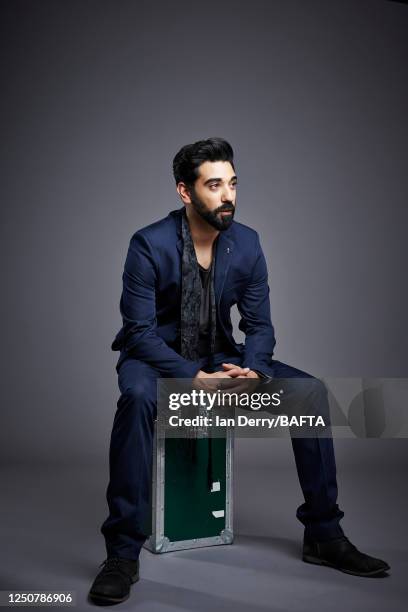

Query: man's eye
left=209, top=184, right=218, bottom=189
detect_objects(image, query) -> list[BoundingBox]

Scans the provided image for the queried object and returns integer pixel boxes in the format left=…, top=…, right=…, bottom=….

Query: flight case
left=144, top=427, right=234, bottom=553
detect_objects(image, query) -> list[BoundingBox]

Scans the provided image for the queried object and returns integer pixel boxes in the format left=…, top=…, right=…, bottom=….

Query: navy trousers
left=101, top=351, right=345, bottom=560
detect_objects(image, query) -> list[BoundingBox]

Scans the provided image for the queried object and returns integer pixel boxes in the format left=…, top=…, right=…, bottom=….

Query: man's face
left=188, top=160, right=237, bottom=231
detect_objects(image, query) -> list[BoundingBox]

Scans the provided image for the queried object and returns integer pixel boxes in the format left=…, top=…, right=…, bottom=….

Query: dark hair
left=172, top=137, right=235, bottom=186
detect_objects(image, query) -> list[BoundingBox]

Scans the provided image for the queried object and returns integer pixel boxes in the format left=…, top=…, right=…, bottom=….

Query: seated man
left=89, top=137, right=390, bottom=605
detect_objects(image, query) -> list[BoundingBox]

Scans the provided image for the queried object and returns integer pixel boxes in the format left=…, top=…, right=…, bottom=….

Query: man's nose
left=221, top=186, right=234, bottom=202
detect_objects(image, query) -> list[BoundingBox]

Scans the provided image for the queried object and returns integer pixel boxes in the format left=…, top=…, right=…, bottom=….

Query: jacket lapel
left=174, top=207, right=234, bottom=305
left=214, top=231, right=233, bottom=306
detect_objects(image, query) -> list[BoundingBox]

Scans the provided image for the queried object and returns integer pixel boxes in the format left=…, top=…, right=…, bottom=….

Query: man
left=89, top=138, right=390, bottom=605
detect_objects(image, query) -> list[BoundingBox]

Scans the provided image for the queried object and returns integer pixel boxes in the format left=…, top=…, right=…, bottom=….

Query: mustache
left=216, top=204, right=235, bottom=213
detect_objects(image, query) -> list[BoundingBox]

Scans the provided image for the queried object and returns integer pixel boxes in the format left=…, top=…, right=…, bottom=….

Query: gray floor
left=1, top=443, right=407, bottom=612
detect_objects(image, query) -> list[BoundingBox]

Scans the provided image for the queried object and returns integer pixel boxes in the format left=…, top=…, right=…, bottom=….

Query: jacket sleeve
left=237, top=234, right=276, bottom=375
left=117, top=231, right=202, bottom=378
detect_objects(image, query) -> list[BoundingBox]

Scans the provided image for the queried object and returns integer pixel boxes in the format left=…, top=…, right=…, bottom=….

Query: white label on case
left=211, top=481, right=221, bottom=492
left=212, top=510, right=225, bottom=518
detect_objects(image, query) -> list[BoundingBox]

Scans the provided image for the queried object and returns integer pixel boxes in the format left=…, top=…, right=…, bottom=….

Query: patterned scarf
left=180, top=209, right=217, bottom=488
left=180, top=208, right=217, bottom=364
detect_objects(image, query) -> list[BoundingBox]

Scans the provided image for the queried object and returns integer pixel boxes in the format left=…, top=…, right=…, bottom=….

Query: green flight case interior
left=144, top=428, right=234, bottom=553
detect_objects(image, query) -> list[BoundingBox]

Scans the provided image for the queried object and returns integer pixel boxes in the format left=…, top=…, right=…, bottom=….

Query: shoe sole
left=303, top=554, right=390, bottom=577
left=88, top=575, right=139, bottom=605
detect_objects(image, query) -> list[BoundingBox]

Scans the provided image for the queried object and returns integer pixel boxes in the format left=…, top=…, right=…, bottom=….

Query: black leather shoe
left=303, top=535, right=390, bottom=577
left=88, top=557, right=140, bottom=605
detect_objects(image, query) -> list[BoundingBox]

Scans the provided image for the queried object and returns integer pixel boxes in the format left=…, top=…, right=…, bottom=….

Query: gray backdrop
left=1, top=0, right=407, bottom=465
left=1, top=1, right=407, bottom=608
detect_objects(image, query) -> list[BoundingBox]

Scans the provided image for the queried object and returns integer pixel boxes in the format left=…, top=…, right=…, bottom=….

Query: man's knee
left=305, top=378, right=331, bottom=421
left=308, top=377, right=328, bottom=397
left=285, top=377, right=329, bottom=416
left=118, top=380, right=157, bottom=421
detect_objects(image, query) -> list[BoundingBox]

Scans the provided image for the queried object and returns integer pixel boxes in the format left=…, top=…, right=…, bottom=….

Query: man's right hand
left=193, top=366, right=251, bottom=392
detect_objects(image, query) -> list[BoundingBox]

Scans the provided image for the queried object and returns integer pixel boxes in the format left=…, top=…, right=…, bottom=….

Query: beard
left=189, top=189, right=235, bottom=231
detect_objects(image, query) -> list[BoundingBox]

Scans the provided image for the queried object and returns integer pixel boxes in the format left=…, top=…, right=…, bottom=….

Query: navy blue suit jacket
left=112, top=207, right=276, bottom=378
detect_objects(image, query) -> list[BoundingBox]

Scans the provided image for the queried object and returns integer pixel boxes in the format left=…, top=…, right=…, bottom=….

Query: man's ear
left=177, top=182, right=192, bottom=205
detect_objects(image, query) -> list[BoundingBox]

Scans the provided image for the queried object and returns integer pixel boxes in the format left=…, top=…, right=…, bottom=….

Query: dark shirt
left=197, top=260, right=230, bottom=358
left=197, top=260, right=269, bottom=379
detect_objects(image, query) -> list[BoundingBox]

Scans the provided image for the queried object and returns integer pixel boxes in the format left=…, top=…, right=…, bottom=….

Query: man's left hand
left=221, top=363, right=260, bottom=378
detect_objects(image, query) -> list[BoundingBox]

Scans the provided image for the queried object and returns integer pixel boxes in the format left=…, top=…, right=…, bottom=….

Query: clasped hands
left=193, top=363, right=260, bottom=393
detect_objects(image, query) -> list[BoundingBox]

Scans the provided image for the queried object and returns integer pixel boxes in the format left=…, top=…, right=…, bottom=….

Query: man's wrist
left=251, top=370, right=273, bottom=383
